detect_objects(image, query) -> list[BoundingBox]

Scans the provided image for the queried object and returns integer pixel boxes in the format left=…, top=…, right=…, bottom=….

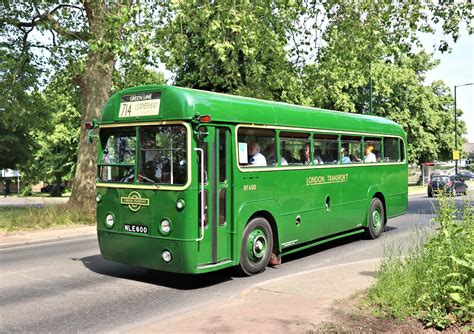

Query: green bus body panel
left=96, top=85, right=408, bottom=274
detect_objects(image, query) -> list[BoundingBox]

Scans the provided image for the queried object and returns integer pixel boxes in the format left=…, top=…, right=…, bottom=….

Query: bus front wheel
left=238, top=217, right=273, bottom=276
left=365, top=198, right=385, bottom=239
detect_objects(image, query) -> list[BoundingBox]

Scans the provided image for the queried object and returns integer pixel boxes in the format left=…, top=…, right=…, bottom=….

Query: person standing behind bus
left=248, top=142, right=267, bottom=166
left=364, top=144, right=376, bottom=163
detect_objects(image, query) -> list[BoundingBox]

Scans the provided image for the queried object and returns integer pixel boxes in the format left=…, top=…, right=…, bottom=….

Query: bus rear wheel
left=238, top=217, right=273, bottom=276
left=365, top=198, right=385, bottom=239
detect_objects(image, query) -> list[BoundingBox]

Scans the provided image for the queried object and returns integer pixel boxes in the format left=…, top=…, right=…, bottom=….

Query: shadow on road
left=282, top=224, right=398, bottom=264
left=75, top=224, right=402, bottom=287
left=73, top=255, right=234, bottom=289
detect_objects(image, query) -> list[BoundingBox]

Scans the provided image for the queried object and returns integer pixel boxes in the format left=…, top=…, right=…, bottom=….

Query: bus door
left=196, top=126, right=232, bottom=266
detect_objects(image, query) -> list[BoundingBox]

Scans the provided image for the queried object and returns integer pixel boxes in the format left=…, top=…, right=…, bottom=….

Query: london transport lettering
left=306, top=174, right=349, bottom=186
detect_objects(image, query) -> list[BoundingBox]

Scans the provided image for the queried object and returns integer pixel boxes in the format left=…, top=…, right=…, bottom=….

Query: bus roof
left=101, top=85, right=405, bottom=137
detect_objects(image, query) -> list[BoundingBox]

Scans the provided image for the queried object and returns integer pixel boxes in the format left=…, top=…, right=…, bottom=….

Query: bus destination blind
left=119, top=92, right=161, bottom=117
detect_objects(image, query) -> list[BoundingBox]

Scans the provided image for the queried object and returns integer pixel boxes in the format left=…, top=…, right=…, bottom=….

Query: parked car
left=40, top=184, right=65, bottom=193
left=428, top=175, right=468, bottom=197
left=457, top=170, right=473, bottom=181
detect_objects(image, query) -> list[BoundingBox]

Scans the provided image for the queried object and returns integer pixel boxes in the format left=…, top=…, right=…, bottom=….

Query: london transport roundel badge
left=120, top=191, right=150, bottom=212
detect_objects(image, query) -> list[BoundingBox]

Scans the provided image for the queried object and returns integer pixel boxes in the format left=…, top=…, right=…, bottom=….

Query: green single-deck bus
left=91, top=85, right=407, bottom=275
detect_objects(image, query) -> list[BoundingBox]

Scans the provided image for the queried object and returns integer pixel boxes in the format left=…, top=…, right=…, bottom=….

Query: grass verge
left=366, top=195, right=474, bottom=330
left=0, top=205, right=95, bottom=232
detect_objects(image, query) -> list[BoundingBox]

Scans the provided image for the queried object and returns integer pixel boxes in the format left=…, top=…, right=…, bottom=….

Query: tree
left=1, top=1, right=162, bottom=212
left=300, top=0, right=471, bottom=163
left=113, top=61, right=165, bottom=92
left=0, top=45, right=48, bottom=170
left=20, top=60, right=83, bottom=195
left=160, top=0, right=471, bottom=163
left=159, top=2, right=307, bottom=104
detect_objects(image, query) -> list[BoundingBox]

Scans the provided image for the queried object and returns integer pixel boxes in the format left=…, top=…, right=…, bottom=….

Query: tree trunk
left=68, top=2, right=115, bottom=214
left=68, top=53, right=114, bottom=213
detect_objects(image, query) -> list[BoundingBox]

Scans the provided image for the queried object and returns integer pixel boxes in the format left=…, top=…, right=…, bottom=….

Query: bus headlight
left=176, top=199, right=185, bottom=211
left=162, top=250, right=172, bottom=263
left=160, top=219, right=172, bottom=235
left=105, top=213, right=115, bottom=228
left=96, top=193, right=102, bottom=203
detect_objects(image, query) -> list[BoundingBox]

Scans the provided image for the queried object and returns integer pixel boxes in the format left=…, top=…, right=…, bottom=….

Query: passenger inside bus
left=263, top=143, right=276, bottom=166
left=364, top=144, right=377, bottom=163
left=341, top=148, right=351, bottom=163
left=300, top=144, right=311, bottom=165
left=248, top=142, right=267, bottom=166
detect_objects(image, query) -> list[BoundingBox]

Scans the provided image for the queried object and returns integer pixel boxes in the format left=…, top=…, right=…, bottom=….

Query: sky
left=423, top=33, right=474, bottom=143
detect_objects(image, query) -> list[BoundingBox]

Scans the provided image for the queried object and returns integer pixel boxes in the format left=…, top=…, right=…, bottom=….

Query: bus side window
left=219, top=128, right=228, bottom=182
left=383, top=137, right=399, bottom=162
left=280, top=132, right=311, bottom=166
left=399, top=139, right=405, bottom=161
left=314, top=134, right=338, bottom=164
left=341, top=136, right=362, bottom=163
left=198, top=190, right=209, bottom=227
left=237, top=127, right=276, bottom=167
left=197, top=127, right=208, bottom=184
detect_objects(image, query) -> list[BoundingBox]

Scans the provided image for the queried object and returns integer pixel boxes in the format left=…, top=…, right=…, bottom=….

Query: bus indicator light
left=199, top=115, right=211, bottom=123
left=85, top=119, right=99, bottom=129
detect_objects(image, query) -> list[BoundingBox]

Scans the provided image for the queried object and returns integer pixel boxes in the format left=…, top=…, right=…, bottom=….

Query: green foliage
left=368, top=196, right=474, bottom=329
left=113, top=61, right=166, bottom=93
left=0, top=46, right=49, bottom=170
left=20, top=184, right=32, bottom=197
left=161, top=0, right=471, bottom=164
left=302, top=0, right=469, bottom=164
left=17, top=60, right=83, bottom=190
left=159, top=2, right=307, bottom=104
left=0, top=205, right=94, bottom=232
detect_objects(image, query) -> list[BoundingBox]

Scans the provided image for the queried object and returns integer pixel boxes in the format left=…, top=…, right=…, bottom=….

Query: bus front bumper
left=98, top=229, right=196, bottom=273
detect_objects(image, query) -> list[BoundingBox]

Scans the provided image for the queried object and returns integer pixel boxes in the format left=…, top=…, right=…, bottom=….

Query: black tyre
left=238, top=217, right=273, bottom=276
left=428, top=190, right=433, bottom=198
left=365, top=198, right=385, bottom=239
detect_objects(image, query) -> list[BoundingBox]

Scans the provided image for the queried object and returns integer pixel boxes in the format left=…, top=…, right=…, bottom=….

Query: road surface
left=1, top=194, right=471, bottom=332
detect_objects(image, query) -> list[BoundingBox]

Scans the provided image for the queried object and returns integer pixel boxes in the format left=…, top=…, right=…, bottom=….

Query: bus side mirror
left=193, top=126, right=209, bottom=142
